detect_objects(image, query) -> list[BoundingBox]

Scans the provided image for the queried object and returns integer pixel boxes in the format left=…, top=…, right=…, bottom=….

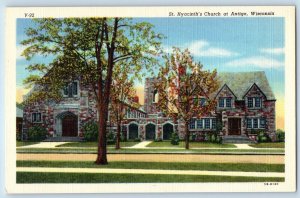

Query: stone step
left=222, top=135, right=256, bottom=144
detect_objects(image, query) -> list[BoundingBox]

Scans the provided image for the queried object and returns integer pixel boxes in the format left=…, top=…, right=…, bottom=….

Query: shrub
left=27, top=125, right=47, bottom=141
left=170, top=132, right=180, bottom=145
left=107, top=131, right=116, bottom=145
left=257, top=131, right=271, bottom=143
left=216, top=136, right=222, bottom=144
left=134, top=138, right=141, bottom=142
left=276, top=129, right=285, bottom=142
left=154, top=138, right=162, bottom=142
left=191, top=133, right=196, bottom=142
left=16, top=130, right=22, bottom=141
left=205, top=133, right=211, bottom=142
left=82, top=121, right=98, bottom=141
left=211, top=134, right=216, bottom=143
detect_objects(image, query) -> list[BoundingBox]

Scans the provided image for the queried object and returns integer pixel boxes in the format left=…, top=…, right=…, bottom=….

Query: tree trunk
left=95, top=104, right=108, bottom=165
left=184, top=121, right=190, bottom=149
left=115, top=122, right=121, bottom=149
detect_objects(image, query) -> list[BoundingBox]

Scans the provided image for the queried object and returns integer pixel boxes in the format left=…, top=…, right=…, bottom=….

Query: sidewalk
left=19, top=142, right=69, bottom=149
left=130, top=141, right=152, bottom=148
left=16, top=167, right=284, bottom=178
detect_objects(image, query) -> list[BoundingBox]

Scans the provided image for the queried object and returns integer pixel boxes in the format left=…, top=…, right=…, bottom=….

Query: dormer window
left=219, top=97, right=232, bottom=108
left=248, top=97, right=261, bottom=108
left=63, top=81, right=79, bottom=97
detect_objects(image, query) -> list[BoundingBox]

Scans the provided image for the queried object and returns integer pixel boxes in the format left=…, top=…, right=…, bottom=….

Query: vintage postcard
left=5, top=6, right=295, bottom=193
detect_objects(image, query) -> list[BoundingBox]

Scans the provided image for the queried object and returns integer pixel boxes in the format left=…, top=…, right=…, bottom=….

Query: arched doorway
left=145, top=123, right=156, bottom=140
left=163, top=123, right=174, bottom=140
left=128, top=123, right=139, bottom=140
left=56, top=111, right=78, bottom=137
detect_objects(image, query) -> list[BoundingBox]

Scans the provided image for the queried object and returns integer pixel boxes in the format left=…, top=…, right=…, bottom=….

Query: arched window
left=153, top=90, right=158, bottom=103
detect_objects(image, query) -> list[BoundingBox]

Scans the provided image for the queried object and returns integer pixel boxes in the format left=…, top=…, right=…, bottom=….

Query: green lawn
left=147, top=141, right=236, bottom=148
left=249, top=142, right=285, bottom=148
left=17, top=160, right=285, bottom=172
left=17, top=172, right=284, bottom=183
left=56, top=141, right=139, bottom=148
left=17, top=147, right=285, bottom=154
left=17, top=141, right=40, bottom=147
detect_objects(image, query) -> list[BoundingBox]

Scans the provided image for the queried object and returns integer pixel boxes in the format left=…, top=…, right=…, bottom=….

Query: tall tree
left=110, top=64, right=138, bottom=149
left=154, top=48, right=220, bottom=149
left=21, top=18, right=163, bottom=164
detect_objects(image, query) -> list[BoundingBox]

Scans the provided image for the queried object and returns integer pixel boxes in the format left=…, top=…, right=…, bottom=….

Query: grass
left=17, top=141, right=40, bottom=147
left=17, top=160, right=285, bottom=172
left=147, top=141, right=236, bottom=148
left=16, top=147, right=285, bottom=154
left=56, top=141, right=139, bottom=148
left=249, top=142, right=285, bottom=148
left=16, top=172, right=284, bottom=183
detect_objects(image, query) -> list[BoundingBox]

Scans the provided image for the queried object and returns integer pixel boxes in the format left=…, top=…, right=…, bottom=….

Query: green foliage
left=16, top=102, right=24, bottom=110
left=16, top=130, right=22, bottom=141
left=211, top=134, right=216, bottom=142
left=191, top=133, right=196, bottom=142
left=215, top=136, right=222, bottom=144
left=154, top=138, right=163, bottom=142
left=107, top=131, right=116, bottom=145
left=257, top=131, right=271, bottom=143
left=170, top=132, right=180, bottom=145
left=276, top=129, right=285, bottom=142
left=21, top=18, right=163, bottom=104
left=27, top=125, right=47, bottom=141
left=133, top=138, right=141, bottom=142
left=82, top=121, right=98, bottom=142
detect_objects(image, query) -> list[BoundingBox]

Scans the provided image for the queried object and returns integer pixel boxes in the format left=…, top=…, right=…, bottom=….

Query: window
left=204, top=118, right=210, bottom=129
left=63, top=81, right=79, bottom=97
left=260, top=118, right=266, bottom=128
left=255, top=97, right=261, bottom=107
left=189, top=119, right=196, bottom=129
left=225, top=98, right=232, bottom=108
left=197, top=119, right=203, bottom=129
left=253, top=118, right=258, bottom=128
left=247, top=119, right=252, bottom=128
left=219, top=97, right=232, bottom=108
left=247, top=97, right=253, bottom=108
left=212, top=118, right=216, bottom=129
left=247, top=117, right=266, bottom=129
left=219, top=98, right=224, bottom=107
left=32, top=112, right=42, bottom=123
left=153, top=90, right=158, bottom=103
left=200, top=98, right=206, bottom=106
left=248, top=97, right=262, bottom=108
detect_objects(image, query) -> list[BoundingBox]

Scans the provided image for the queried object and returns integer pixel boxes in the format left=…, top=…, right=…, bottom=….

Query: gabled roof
left=215, top=84, right=237, bottom=99
left=214, top=71, right=275, bottom=100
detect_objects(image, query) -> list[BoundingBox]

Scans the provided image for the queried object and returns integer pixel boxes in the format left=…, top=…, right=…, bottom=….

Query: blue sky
left=16, top=17, right=285, bottom=97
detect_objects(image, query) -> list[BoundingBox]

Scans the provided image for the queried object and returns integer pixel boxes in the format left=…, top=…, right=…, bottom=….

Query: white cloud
left=162, top=45, right=173, bottom=54
left=260, top=48, right=285, bottom=55
left=163, top=40, right=239, bottom=58
left=225, top=56, right=284, bottom=69
left=189, top=40, right=239, bottom=57
left=16, top=45, right=26, bottom=60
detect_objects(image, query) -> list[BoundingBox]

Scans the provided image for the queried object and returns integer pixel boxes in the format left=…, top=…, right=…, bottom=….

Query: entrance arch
left=145, top=123, right=156, bottom=140
left=128, top=123, right=139, bottom=140
left=163, top=123, right=174, bottom=140
left=56, top=111, right=78, bottom=137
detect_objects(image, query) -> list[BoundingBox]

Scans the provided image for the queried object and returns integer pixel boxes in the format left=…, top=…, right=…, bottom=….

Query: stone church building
left=22, top=71, right=276, bottom=142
